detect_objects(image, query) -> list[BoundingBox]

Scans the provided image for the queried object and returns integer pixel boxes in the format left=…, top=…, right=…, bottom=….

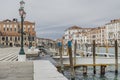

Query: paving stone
left=0, top=61, right=33, bottom=80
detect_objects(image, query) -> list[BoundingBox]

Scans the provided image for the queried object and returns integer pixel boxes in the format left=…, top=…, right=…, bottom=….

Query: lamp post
left=28, top=29, right=31, bottom=49
left=18, top=0, right=26, bottom=61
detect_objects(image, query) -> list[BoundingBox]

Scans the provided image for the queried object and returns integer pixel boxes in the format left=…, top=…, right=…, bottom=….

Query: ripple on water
left=63, top=65, right=120, bottom=80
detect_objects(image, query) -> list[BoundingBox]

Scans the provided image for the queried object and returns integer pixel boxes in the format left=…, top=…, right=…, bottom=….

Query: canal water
left=63, top=65, right=120, bottom=80
left=63, top=47, right=120, bottom=80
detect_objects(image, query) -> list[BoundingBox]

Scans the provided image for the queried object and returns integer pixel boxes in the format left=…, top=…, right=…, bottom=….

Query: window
left=14, top=28, right=16, bottom=31
left=2, top=37, right=5, bottom=41
left=10, top=25, right=12, bottom=31
left=7, top=28, right=9, bottom=31
left=6, top=37, right=8, bottom=41
left=28, top=25, right=30, bottom=31
left=10, top=28, right=12, bottom=31
left=32, top=37, right=34, bottom=41
left=10, top=37, right=12, bottom=41
left=4, top=28, right=5, bottom=31
left=18, top=37, right=20, bottom=41
left=24, top=37, right=26, bottom=40
left=15, top=37, right=17, bottom=42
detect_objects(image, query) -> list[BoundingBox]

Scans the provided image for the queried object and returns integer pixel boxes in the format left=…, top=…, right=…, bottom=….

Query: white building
left=105, top=19, right=120, bottom=45
left=64, top=25, right=81, bottom=44
left=64, top=25, right=92, bottom=50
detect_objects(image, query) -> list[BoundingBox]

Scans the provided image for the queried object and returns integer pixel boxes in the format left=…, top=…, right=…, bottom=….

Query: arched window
left=18, top=37, right=20, bottom=41
left=15, top=37, right=17, bottom=42
left=10, top=25, right=12, bottom=31
left=10, top=37, right=12, bottom=41
left=6, top=36, right=8, bottom=41
left=2, top=37, right=5, bottom=41
left=7, top=25, right=9, bottom=31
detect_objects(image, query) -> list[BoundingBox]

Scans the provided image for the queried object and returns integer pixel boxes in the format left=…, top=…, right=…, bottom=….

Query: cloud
left=0, top=0, right=120, bottom=39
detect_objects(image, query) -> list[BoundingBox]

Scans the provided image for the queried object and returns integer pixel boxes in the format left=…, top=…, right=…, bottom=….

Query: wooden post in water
left=83, top=66, right=87, bottom=75
left=58, top=42, right=64, bottom=74
left=68, top=41, right=75, bottom=80
left=97, top=44, right=100, bottom=53
left=62, top=37, right=65, bottom=56
left=93, top=40, right=96, bottom=74
left=74, top=40, right=77, bottom=65
left=105, top=40, right=108, bottom=53
left=100, top=65, right=106, bottom=76
left=115, top=40, right=118, bottom=74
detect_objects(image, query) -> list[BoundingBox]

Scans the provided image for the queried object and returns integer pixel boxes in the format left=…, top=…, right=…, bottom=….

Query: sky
left=0, top=0, right=120, bottom=40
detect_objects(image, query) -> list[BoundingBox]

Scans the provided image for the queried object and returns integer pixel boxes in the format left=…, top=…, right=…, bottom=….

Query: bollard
left=93, top=40, right=96, bottom=74
left=115, top=40, right=118, bottom=74
left=68, top=41, right=75, bottom=80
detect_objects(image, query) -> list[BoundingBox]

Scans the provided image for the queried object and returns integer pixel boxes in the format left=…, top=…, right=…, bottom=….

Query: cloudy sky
left=0, top=0, right=120, bottom=40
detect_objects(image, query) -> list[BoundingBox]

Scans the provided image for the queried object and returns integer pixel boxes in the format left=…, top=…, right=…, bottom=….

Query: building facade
left=63, top=18, right=120, bottom=47
left=0, top=19, right=36, bottom=47
left=86, top=26, right=106, bottom=46
left=105, top=19, right=120, bottom=46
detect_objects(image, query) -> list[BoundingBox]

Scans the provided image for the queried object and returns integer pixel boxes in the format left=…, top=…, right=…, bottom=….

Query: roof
left=66, top=25, right=82, bottom=30
left=105, top=18, right=120, bottom=25
left=0, top=19, right=35, bottom=25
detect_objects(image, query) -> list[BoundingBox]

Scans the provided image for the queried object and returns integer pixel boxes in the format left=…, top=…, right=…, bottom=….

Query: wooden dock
left=57, top=64, right=108, bottom=67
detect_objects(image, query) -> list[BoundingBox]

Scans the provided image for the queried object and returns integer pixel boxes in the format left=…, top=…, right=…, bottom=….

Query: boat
left=52, top=51, right=120, bottom=65
left=84, top=51, right=115, bottom=58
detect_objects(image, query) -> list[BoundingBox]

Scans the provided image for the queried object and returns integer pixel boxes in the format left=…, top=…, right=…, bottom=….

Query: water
left=63, top=65, right=120, bottom=80
left=63, top=47, right=120, bottom=80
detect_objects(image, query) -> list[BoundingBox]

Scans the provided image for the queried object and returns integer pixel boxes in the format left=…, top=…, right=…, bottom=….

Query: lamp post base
left=18, top=55, right=26, bottom=61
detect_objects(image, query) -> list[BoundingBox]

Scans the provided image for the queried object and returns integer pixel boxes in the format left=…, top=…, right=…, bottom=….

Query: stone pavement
left=0, top=61, right=33, bottom=80
left=0, top=61, right=68, bottom=80
left=34, top=60, right=68, bottom=80
left=0, top=47, right=28, bottom=61
left=0, top=47, right=68, bottom=80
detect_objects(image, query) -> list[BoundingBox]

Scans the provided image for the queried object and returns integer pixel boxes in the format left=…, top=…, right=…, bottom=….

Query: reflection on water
left=63, top=65, right=120, bottom=80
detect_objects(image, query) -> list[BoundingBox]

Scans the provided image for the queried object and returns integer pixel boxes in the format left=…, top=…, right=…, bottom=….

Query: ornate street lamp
left=18, top=0, right=26, bottom=61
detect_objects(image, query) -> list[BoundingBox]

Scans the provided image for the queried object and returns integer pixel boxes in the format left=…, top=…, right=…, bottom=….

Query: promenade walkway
left=0, top=47, right=68, bottom=80
left=0, top=47, right=28, bottom=61
left=34, top=60, right=68, bottom=80
left=0, top=61, right=33, bottom=80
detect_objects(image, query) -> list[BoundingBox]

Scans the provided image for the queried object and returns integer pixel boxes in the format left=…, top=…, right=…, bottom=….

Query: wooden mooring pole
left=58, top=42, right=64, bottom=74
left=100, top=65, right=106, bottom=76
left=83, top=66, right=87, bottom=75
left=68, top=41, right=75, bottom=80
left=115, top=40, right=118, bottom=74
left=74, top=40, right=77, bottom=65
left=93, top=40, right=96, bottom=74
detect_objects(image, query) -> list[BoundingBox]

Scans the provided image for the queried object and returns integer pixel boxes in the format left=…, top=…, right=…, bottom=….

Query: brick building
left=0, top=19, right=36, bottom=47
